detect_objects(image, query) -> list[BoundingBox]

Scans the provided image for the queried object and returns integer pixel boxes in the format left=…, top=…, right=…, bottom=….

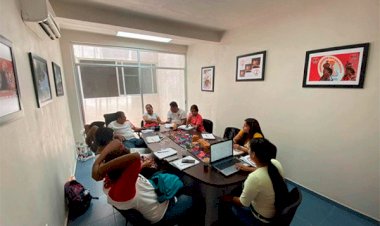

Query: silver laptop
left=210, top=140, right=241, bottom=176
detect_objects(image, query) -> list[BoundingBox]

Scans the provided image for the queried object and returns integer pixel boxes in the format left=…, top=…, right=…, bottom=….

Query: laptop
left=210, top=139, right=241, bottom=176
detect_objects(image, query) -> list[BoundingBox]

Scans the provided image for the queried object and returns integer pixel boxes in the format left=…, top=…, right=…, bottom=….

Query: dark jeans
left=123, top=138, right=146, bottom=149
left=218, top=201, right=265, bottom=226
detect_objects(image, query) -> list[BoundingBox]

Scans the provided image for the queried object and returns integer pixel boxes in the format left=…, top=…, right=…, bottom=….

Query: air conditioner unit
left=20, top=0, right=61, bottom=40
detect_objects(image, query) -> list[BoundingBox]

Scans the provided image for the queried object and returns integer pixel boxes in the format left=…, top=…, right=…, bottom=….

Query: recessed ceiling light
left=116, top=31, right=172, bottom=43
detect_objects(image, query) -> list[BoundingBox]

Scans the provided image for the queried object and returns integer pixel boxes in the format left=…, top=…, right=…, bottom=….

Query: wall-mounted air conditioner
left=20, top=0, right=61, bottom=40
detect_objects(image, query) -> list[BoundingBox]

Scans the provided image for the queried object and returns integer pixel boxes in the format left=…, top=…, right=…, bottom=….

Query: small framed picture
left=29, top=53, right=52, bottom=107
left=201, top=66, right=215, bottom=92
left=236, top=51, right=266, bottom=81
left=52, top=62, right=64, bottom=96
left=0, top=35, right=22, bottom=123
left=303, top=43, right=369, bottom=88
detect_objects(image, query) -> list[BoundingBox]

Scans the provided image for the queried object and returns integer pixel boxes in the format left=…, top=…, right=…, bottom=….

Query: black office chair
left=269, top=187, right=302, bottom=226
left=223, top=127, right=240, bottom=140
left=203, top=119, right=213, bottom=133
left=103, top=113, right=118, bottom=127
left=90, top=121, right=105, bottom=128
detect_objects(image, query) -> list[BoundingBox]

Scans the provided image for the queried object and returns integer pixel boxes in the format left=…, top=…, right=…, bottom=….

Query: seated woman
left=233, top=118, right=263, bottom=154
left=220, top=138, right=288, bottom=226
left=143, top=104, right=162, bottom=128
left=186, top=104, right=205, bottom=132
left=92, top=127, right=194, bottom=225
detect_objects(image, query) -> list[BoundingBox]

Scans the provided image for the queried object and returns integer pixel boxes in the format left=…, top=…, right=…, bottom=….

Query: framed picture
left=303, top=43, right=369, bottom=88
left=201, top=66, right=215, bottom=92
left=0, top=35, right=22, bottom=123
left=29, top=53, right=52, bottom=107
left=236, top=51, right=266, bottom=81
left=52, top=62, right=64, bottom=96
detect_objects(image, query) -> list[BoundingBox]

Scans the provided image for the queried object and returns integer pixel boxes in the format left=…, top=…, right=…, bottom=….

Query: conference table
left=141, top=126, right=249, bottom=225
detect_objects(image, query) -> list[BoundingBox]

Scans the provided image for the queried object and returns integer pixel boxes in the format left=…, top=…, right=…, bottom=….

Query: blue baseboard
left=285, top=179, right=379, bottom=224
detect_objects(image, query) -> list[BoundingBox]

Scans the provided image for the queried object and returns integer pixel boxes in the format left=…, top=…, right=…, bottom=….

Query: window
left=73, top=45, right=186, bottom=125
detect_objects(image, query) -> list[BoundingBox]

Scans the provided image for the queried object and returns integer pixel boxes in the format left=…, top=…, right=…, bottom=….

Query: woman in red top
left=187, top=105, right=205, bottom=132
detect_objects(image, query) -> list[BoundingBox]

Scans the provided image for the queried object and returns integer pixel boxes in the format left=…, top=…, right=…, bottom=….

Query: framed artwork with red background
left=303, top=43, right=369, bottom=88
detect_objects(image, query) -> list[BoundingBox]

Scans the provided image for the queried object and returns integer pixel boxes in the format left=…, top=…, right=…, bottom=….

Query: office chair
left=223, top=127, right=240, bottom=140
left=89, top=121, right=105, bottom=128
left=103, top=112, right=118, bottom=127
left=203, top=119, right=213, bottom=133
left=269, top=187, right=302, bottom=226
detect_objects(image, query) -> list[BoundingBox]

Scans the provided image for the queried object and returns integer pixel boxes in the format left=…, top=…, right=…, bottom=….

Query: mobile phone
left=181, top=158, right=195, bottom=163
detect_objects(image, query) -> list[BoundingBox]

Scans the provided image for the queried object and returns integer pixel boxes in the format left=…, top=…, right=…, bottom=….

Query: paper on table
left=178, top=125, right=194, bottom=131
left=240, top=155, right=256, bottom=167
left=170, top=156, right=199, bottom=171
left=233, top=149, right=245, bottom=156
left=146, top=135, right=160, bottom=143
left=153, top=148, right=177, bottom=160
left=201, top=133, right=216, bottom=140
left=164, top=123, right=174, bottom=129
left=141, top=129, right=154, bottom=134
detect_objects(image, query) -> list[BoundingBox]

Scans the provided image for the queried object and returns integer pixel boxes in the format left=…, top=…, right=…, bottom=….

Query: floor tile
left=87, top=214, right=116, bottom=226
left=318, top=206, right=379, bottom=226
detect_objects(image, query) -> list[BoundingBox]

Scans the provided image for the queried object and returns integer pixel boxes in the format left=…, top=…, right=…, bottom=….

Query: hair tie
left=253, top=133, right=263, bottom=139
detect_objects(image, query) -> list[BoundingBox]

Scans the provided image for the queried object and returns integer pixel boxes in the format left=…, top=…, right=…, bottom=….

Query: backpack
left=64, top=180, right=96, bottom=219
left=149, top=172, right=184, bottom=203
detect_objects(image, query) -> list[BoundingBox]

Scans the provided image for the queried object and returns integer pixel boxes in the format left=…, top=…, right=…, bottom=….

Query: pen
left=157, top=150, right=169, bottom=153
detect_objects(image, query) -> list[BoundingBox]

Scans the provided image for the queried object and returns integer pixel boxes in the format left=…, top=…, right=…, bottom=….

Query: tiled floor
left=68, top=158, right=379, bottom=226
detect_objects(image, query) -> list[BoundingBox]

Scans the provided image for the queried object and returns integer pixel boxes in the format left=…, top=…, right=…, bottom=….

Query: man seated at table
left=166, top=101, right=186, bottom=126
left=108, top=111, right=146, bottom=149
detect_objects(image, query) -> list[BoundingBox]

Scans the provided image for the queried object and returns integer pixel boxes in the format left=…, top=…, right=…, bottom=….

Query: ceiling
left=50, top=0, right=292, bottom=45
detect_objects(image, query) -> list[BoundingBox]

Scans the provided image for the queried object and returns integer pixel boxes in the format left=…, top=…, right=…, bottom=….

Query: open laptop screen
left=210, top=140, right=233, bottom=163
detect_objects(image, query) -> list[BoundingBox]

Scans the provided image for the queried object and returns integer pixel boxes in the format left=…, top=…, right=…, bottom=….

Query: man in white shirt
left=166, top=101, right=186, bottom=125
left=108, top=111, right=146, bottom=149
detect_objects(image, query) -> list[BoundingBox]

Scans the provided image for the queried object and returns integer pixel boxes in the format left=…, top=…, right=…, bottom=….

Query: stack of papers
left=153, top=148, right=177, bottom=160
left=141, top=129, right=154, bottom=134
left=146, top=135, right=161, bottom=143
left=240, top=155, right=256, bottom=167
left=170, top=156, right=199, bottom=171
left=201, top=133, right=215, bottom=140
left=178, top=125, right=194, bottom=131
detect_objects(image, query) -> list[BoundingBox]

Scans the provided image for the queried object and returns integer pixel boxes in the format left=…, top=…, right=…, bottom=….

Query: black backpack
left=64, top=180, right=97, bottom=219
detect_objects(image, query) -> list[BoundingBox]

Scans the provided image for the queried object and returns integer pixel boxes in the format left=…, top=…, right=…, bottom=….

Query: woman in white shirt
left=220, top=138, right=288, bottom=225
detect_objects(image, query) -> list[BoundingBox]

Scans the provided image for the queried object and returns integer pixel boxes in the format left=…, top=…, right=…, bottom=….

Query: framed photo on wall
left=0, top=35, right=22, bottom=123
left=29, top=53, right=52, bottom=107
left=52, top=62, right=64, bottom=96
left=303, top=43, right=369, bottom=88
left=201, top=66, right=215, bottom=92
left=236, top=51, right=266, bottom=81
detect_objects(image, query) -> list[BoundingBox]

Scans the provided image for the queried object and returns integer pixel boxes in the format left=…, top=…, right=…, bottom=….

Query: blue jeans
left=159, top=194, right=193, bottom=225
left=231, top=205, right=264, bottom=226
left=123, top=138, right=146, bottom=149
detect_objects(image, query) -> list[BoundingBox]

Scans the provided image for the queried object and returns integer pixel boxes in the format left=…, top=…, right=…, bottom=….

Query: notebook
left=178, top=125, right=194, bottom=131
left=153, top=148, right=177, bottom=160
left=170, top=156, right=199, bottom=171
left=146, top=135, right=161, bottom=143
left=210, top=140, right=241, bottom=176
left=201, top=133, right=216, bottom=140
left=240, top=155, right=256, bottom=167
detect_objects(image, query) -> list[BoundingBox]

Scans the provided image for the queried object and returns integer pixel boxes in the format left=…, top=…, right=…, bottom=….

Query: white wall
left=59, top=30, right=187, bottom=142
left=187, top=0, right=380, bottom=220
left=0, top=0, right=76, bottom=225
